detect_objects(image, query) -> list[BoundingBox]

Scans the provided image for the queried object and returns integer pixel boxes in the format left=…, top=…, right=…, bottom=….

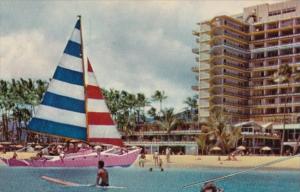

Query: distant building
left=192, top=0, right=300, bottom=150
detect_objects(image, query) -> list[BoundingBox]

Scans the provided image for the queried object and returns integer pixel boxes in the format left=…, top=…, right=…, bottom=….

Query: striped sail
left=28, top=18, right=87, bottom=140
left=86, top=59, right=123, bottom=146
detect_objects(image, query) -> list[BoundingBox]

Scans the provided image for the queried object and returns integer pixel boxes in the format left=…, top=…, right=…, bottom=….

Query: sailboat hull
left=1, top=148, right=141, bottom=168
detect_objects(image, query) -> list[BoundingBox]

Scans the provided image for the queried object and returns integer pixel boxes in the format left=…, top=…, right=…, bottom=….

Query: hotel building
left=192, top=0, right=300, bottom=150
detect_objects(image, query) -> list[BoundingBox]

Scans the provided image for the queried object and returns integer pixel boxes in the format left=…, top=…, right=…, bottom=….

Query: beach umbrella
left=237, top=146, right=246, bottom=151
left=35, top=145, right=43, bottom=149
left=57, top=145, right=63, bottom=148
left=94, top=145, right=102, bottom=149
left=0, top=142, right=12, bottom=145
left=210, top=146, right=222, bottom=151
left=69, top=139, right=79, bottom=143
left=15, top=145, right=24, bottom=149
left=261, top=146, right=271, bottom=151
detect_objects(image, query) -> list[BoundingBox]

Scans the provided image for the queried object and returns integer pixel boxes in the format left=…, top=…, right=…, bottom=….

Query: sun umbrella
left=94, top=145, right=102, bottom=149
left=261, top=146, right=271, bottom=151
left=0, top=142, right=12, bottom=145
left=210, top=146, right=222, bottom=151
left=57, top=145, right=63, bottom=148
left=15, top=145, right=24, bottom=149
left=237, top=146, right=246, bottom=150
left=69, top=139, right=79, bottom=143
left=35, top=145, right=43, bottom=149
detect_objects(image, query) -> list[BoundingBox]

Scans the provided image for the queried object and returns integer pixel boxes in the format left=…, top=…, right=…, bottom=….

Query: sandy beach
left=0, top=152, right=299, bottom=170
left=134, top=155, right=300, bottom=170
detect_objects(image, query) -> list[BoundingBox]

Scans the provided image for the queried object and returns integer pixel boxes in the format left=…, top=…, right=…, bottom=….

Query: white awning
left=273, top=124, right=300, bottom=130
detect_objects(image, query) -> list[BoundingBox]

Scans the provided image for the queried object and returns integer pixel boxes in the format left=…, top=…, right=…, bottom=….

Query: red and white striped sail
left=86, top=59, right=123, bottom=146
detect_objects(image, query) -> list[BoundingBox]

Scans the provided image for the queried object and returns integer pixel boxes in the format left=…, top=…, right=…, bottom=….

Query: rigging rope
left=182, top=153, right=300, bottom=189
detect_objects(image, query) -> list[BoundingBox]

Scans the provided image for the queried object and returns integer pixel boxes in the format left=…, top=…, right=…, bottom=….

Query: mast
left=78, top=15, right=90, bottom=142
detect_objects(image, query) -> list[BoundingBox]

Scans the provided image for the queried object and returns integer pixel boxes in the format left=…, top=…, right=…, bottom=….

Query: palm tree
left=157, top=108, right=179, bottom=140
left=197, top=133, right=207, bottom=155
left=203, top=107, right=241, bottom=154
left=147, top=107, right=158, bottom=120
left=151, top=90, right=167, bottom=116
left=272, top=64, right=300, bottom=155
left=0, top=80, right=14, bottom=141
left=184, top=95, right=198, bottom=121
left=136, top=93, right=149, bottom=123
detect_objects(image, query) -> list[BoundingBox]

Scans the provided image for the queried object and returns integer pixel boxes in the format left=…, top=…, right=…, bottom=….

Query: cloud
left=0, top=30, right=61, bottom=80
left=0, top=0, right=281, bottom=110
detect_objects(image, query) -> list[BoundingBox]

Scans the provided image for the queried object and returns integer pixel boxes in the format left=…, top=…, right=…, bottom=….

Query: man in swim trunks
left=96, top=160, right=109, bottom=187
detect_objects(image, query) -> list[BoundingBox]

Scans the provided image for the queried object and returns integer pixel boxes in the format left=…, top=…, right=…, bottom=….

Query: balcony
left=199, top=63, right=210, bottom=70
left=191, top=66, right=199, bottom=72
left=198, top=73, right=209, bottom=80
left=199, top=91, right=209, bottom=98
left=192, top=30, right=200, bottom=36
left=192, top=48, right=199, bottom=54
left=191, top=85, right=199, bottom=91
left=212, top=81, right=248, bottom=89
left=200, top=45, right=210, bottom=52
left=251, top=42, right=300, bottom=53
left=212, top=90, right=249, bottom=97
left=212, top=72, right=249, bottom=81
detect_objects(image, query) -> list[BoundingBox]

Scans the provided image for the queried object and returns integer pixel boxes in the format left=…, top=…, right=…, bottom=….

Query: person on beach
left=158, top=157, right=164, bottom=171
left=139, top=152, right=146, bottom=167
left=166, top=147, right=171, bottom=163
left=12, top=151, right=18, bottom=159
left=153, top=150, right=159, bottom=166
left=96, top=160, right=109, bottom=187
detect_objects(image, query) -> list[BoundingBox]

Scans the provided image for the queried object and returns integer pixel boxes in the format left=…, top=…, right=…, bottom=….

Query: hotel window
left=268, top=10, right=281, bottom=16
left=282, top=7, right=296, bottom=14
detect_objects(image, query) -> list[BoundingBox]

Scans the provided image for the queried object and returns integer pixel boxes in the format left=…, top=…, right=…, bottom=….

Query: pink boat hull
left=1, top=148, right=141, bottom=168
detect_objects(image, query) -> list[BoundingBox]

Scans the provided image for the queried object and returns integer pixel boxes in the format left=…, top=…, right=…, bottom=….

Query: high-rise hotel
left=192, top=0, right=300, bottom=127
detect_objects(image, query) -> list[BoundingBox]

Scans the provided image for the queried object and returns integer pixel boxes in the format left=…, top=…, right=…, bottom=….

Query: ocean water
left=0, top=166, right=299, bottom=192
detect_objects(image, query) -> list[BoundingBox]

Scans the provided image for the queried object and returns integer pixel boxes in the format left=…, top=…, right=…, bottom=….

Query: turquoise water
left=0, top=166, right=299, bottom=192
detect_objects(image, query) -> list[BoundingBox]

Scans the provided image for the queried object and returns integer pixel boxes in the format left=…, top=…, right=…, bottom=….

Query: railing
left=212, top=90, right=249, bottom=97
left=251, top=42, right=300, bottom=53
left=211, top=44, right=249, bottom=54
left=125, top=141, right=198, bottom=146
left=252, top=53, right=300, bottom=61
left=127, top=130, right=202, bottom=136
left=212, top=72, right=249, bottom=81
left=191, top=85, right=199, bottom=91
left=252, top=33, right=300, bottom=43
left=191, top=66, right=199, bottom=72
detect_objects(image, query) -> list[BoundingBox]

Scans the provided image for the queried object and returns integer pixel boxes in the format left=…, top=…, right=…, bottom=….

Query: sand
left=134, top=155, right=300, bottom=170
left=1, top=152, right=299, bottom=170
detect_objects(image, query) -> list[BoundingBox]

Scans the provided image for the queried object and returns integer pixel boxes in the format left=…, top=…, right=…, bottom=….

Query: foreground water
left=0, top=166, right=299, bottom=192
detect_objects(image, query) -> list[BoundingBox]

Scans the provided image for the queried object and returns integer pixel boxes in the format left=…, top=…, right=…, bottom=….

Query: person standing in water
left=96, top=160, right=109, bottom=187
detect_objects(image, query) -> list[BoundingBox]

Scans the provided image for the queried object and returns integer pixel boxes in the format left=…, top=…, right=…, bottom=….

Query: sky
left=0, top=0, right=281, bottom=111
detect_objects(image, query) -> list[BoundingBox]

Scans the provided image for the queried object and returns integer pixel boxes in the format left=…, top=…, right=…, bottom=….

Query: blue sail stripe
left=64, top=40, right=81, bottom=58
left=53, top=66, right=83, bottom=85
left=42, top=92, right=85, bottom=113
left=29, top=118, right=86, bottom=140
left=75, top=20, right=80, bottom=30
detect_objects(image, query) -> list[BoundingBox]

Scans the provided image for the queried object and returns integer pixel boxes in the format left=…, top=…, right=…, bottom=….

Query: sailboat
left=1, top=16, right=141, bottom=167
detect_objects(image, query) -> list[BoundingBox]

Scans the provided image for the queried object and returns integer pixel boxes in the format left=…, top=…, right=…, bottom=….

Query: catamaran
left=1, top=16, right=141, bottom=167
